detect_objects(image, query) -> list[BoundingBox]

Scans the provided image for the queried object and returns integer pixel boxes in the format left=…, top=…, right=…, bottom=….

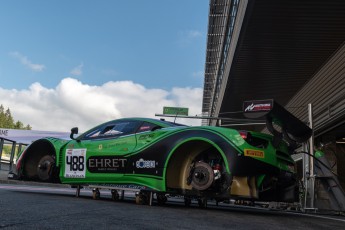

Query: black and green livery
left=14, top=100, right=311, bottom=204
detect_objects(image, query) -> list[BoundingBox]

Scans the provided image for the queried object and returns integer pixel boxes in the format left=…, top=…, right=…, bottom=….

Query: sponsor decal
left=87, top=156, right=127, bottom=173
left=244, top=149, right=265, bottom=158
left=105, top=142, right=128, bottom=148
left=136, top=158, right=156, bottom=168
left=93, top=184, right=147, bottom=190
left=98, top=144, right=103, bottom=150
left=163, top=106, right=189, bottom=116
left=64, top=149, right=86, bottom=178
left=139, top=126, right=151, bottom=131
left=0, top=129, right=69, bottom=144
left=138, top=133, right=155, bottom=140
left=244, top=101, right=272, bottom=112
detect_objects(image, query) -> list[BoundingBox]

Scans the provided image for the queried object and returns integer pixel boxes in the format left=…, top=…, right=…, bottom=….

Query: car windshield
left=78, top=119, right=187, bottom=140
left=81, top=120, right=141, bottom=140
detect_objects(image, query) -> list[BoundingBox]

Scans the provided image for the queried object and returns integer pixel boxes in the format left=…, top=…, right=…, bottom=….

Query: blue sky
left=0, top=0, right=208, bottom=90
left=0, top=1, right=209, bottom=131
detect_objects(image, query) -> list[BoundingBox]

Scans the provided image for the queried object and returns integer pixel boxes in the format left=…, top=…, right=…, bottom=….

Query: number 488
left=66, top=155, right=84, bottom=171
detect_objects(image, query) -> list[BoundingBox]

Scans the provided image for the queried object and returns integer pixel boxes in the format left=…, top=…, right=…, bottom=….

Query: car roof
left=115, top=117, right=187, bottom=127
left=79, top=117, right=187, bottom=137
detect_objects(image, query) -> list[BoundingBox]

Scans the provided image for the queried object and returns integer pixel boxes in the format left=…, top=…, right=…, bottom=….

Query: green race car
left=14, top=100, right=311, bottom=205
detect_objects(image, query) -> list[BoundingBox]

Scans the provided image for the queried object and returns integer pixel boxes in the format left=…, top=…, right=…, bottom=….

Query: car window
left=137, top=122, right=161, bottom=133
left=83, top=121, right=141, bottom=140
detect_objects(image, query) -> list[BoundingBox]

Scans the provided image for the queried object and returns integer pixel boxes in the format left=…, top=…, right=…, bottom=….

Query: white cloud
left=70, top=63, right=84, bottom=76
left=9, top=51, right=45, bottom=72
left=0, top=78, right=202, bottom=132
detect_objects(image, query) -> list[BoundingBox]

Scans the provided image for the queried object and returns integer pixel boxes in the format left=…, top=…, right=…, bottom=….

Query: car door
left=63, top=120, right=141, bottom=184
left=135, top=121, right=162, bottom=150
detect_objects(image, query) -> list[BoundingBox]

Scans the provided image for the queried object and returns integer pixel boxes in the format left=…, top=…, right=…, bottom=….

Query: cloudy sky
left=0, top=0, right=208, bottom=132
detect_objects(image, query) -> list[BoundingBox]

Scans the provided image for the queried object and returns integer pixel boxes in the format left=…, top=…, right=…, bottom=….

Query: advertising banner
left=0, top=128, right=70, bottom=144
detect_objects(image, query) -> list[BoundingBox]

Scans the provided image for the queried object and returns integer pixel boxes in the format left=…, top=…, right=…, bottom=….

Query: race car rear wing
left=243, top=99, right=312, bottom=145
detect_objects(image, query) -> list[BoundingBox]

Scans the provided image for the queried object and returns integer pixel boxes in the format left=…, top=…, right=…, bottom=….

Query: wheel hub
left=37, top=155, right=55, bottom=181
left=191, top=162, right=214, bottom=191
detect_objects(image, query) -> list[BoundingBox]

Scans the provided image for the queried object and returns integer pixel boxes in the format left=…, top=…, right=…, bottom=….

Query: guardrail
left=0, top=137, right=27, bottom=171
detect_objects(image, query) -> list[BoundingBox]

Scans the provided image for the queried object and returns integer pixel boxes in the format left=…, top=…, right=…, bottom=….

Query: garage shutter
left=285, top=43, right=345, bottom=137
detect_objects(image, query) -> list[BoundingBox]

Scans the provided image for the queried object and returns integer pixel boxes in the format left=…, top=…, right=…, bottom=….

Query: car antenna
left=173, top=112, right=179, bottom=123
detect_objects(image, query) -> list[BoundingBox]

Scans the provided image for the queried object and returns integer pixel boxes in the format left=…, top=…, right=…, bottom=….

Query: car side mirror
left=70, top=127, right=79, bottom=141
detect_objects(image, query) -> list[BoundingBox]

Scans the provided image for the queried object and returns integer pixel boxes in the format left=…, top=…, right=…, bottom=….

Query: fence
left=0, top=137, right=27, bottom=172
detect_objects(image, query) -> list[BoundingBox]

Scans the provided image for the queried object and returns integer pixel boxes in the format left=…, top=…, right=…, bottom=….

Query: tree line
left=0, top=104, right=31, bottom=130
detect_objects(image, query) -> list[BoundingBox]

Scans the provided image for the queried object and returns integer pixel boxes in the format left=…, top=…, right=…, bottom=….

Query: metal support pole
left=9, top=141, right=16, bottom=171
left=121, top=190, right=125, bottom=200
left=302, top=142, right=309, bottom=209
left=149, top=192, right=153, bottom=206
left=308, top=103, right=315, bottom=209
left=0, top=138, right=4, bottom=170
left=18, top=143, right=23, bottom=157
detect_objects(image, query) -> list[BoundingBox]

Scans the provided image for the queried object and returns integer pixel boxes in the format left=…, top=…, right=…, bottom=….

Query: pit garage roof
left=203, top=0, right=345, bottom=125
